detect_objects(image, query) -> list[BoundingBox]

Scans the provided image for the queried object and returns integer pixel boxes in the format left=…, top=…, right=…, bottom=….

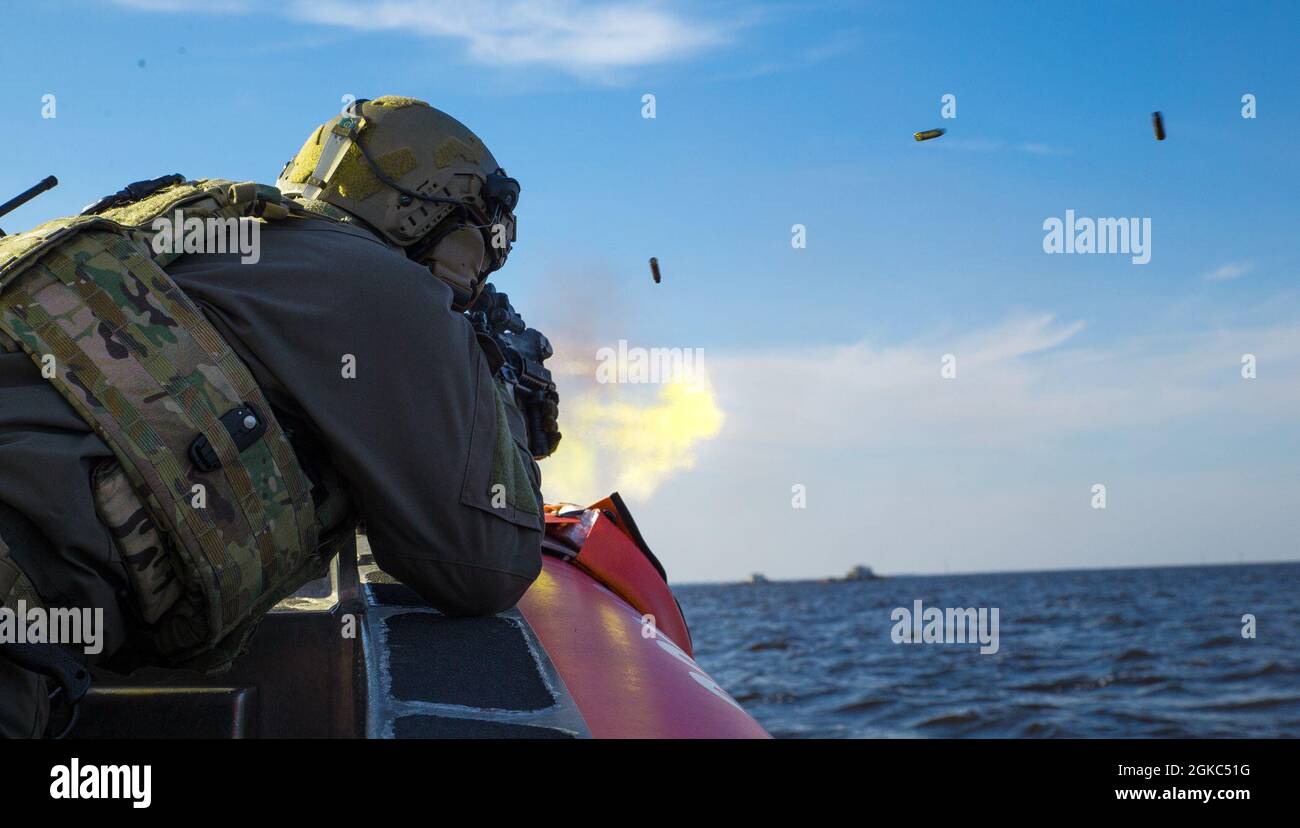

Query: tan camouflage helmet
left=276, top=96, right=519, bottom=306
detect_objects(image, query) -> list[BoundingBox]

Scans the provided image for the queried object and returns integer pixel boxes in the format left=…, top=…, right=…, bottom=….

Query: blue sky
left=3, top=1, right=1298, bottom=581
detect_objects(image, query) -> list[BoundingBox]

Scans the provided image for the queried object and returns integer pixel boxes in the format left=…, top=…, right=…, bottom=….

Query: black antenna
left=0, top=176, right=59, bottom=237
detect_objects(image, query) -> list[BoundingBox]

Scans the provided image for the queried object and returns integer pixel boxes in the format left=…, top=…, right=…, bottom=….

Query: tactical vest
left=0, top=179, right=354, bottom=671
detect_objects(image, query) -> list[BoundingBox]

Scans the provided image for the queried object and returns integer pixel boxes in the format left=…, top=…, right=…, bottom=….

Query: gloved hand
left=528, top=386, right=561, bottom=459
left=479, top=343, right=560, bottom=459
left=466, top=284, right=558, bottom=458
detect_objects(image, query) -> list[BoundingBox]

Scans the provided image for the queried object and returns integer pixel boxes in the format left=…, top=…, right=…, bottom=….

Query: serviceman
left=0, top=96, right=559, bottom=737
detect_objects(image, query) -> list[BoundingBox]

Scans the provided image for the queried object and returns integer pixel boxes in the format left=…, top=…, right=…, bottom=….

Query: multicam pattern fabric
left=0, top=534, right=43, bottom=611
left=0, top=180, right=327, bottom=669
left=91, top=460, right=183, bottom=624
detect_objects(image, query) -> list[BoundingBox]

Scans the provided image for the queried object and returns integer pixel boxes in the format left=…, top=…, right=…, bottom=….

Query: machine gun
left=0, top=175, right=58, bottom=237
left=468, top=283, right=559, bottom=459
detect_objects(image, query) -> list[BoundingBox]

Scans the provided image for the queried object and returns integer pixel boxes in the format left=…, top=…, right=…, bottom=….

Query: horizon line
left=671, top=558, right=1299, bottom=588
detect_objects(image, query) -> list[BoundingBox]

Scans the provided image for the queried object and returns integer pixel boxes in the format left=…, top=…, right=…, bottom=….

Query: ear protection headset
left=339, top=99, right=520, bottom=299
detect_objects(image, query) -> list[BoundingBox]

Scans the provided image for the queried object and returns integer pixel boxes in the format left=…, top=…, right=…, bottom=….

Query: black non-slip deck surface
left=384, top=613, right=554, bottom=711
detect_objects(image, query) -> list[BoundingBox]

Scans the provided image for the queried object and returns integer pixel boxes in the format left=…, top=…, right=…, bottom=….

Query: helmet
left=276, top=96, right=519, bottom=307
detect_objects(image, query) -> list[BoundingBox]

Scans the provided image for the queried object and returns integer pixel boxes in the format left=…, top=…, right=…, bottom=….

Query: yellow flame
left=541, top=376, right=724, bottom=504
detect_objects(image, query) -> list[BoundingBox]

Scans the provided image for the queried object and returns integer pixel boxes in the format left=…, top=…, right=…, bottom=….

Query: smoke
left=540, top=363, right=724, bottom=506
left=521, top=258, right=725, bottom=506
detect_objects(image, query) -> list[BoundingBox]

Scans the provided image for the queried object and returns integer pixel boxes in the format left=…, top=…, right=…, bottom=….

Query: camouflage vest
left=0, top=179, right=353, bottom=670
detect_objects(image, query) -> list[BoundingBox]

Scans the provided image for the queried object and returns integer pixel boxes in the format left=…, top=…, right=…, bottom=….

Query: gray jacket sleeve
left=166, top=218, right=544, bottom=615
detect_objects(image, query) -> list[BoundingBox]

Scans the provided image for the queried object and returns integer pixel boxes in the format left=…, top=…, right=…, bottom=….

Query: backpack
left=0, top=178, right=349, bottom=670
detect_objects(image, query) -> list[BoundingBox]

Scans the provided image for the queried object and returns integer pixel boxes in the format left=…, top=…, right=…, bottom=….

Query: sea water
left=676, top=562, right=1300, bottom=738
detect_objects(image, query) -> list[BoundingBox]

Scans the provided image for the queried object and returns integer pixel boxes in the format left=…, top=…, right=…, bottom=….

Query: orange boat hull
left=520, top=555, right=769, bottom=738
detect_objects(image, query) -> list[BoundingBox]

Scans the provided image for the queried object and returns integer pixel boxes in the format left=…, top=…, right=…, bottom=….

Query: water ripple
left=677, top=562, right=1300, bottom=738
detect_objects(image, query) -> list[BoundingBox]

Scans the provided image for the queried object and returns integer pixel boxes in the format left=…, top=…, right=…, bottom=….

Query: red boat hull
left=520, top=556, right=769, bottom=738
left=521, top=498, right=768, bottom=738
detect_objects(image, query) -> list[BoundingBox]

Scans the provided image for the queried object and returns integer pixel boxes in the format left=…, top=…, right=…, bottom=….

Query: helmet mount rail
left=280, top=96, right=519, bottom=292
left=324, top=99, right=519, bottom=222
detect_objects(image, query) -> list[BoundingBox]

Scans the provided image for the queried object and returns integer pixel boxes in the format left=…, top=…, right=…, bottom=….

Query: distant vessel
left=749, top=573, right=770, bottom=585
left=842, top=565, right=881, bottom=581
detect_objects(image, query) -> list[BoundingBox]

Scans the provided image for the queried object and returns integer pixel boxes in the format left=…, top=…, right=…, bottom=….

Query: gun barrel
left=0, top=176, right=59, bottom=220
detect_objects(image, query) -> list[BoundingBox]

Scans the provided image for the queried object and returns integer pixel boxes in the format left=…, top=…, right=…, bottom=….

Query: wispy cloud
left=546, top=310, right=1300, bottom=503
left=1203, top=261, right=1255, bottom=282
left=110, top=0, right=730, bottom=77
left=936, top=138, right=1070, bottom=156
left=615, top=314, right=1300, bottom=580
left=710, top=315, right=1300, bottom=447
left=1018, top=141, right=1068, bottom=156
left=540, top=309, right=1300, bottom=580
left=113, top=0, right=253, bottom=10
left=709, top=28, right=861, bottom=81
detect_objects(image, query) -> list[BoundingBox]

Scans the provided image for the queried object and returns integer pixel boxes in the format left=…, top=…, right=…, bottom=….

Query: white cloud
left=708, top=28, right=860, bottom=81
left=111, top=0, right=728, bottom=75
left=703, top=314, right=1300, bottom=449
left=1203, top=261, right=1255, bottom=282
left=545, top=313, right=1300, bottom=581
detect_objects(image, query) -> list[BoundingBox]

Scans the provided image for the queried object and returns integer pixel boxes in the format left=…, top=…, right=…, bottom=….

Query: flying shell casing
left=913, top=128, right=946, bottom=142
left=649, top=257, right=661, bottom=284
left=1151, top=111, right=1166, bottom=141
